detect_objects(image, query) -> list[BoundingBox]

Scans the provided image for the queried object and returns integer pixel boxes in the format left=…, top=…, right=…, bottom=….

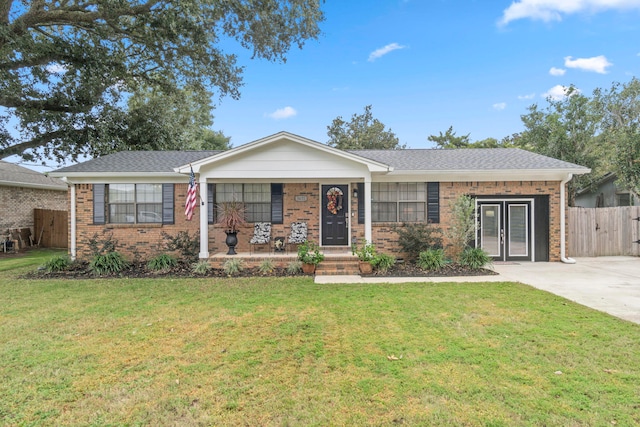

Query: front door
left=322, top=185, right=349, bottom=246
left=478, top=201, right=532, bottom=261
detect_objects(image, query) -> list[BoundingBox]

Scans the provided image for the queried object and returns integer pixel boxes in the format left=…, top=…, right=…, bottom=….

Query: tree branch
left=0, top=128, right=85, bottom=160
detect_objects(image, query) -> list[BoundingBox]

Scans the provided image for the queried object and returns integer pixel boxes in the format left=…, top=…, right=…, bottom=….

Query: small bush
left=286, top=260, right=302, bottom=274
left=223, top=258, right=244, bottom=275
left=191, top=261, right=211, bottom=275
left=417, top=248, right=447, bottom=271
left=162, top=231, right=200, bottom=262
left=89, top=251, right=129, bottom=275
left=459, top=247, right=492, bottom=269
left=258, top=258, right=275, bottom=274
left=43, top=255, right=71, bottom=272
left=147, top=253, right=178, bottom=271
left=371, top=253, right=395, bottom=273
left=393, top=222, right=443, bottom=260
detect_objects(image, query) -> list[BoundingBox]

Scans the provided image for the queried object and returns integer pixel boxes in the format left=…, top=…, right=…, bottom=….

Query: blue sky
left=8, top=0, right=640, bottom=172
left=211, top=0, right=640, bottom=149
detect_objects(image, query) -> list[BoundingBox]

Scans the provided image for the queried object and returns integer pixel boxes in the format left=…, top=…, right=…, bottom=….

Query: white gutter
left=68, top=180, right=77, bottom=260
left=560, top=173, right=575, bottom=264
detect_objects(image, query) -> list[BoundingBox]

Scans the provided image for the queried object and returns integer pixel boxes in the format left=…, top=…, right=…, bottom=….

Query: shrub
left=445, top=194, right=476, bottom=259
left=43, top=255, right=71, bottom=272
left=417, top=248, right=446, bottom=271
left=258, top=258, right=275, bottom=274
left=459, top=247, right=492, bottom=269
left=192, top=260, right=211, bottom=275
left=223, top=258, right=244, bottom=275
left=393, top=222, right=443, bottom=260
left=147, top=253, right=178, bottom=271
left=89, top=251, right=129, bottom=275
left=286, top=260, right=302, bottom=274
left=371, top=253, right=395, bottom=273
left=162, top=231, right=200, bottom=262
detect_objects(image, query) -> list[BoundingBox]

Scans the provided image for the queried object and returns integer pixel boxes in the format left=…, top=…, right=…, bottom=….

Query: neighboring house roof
left=0, top=161, right=67, bottom=191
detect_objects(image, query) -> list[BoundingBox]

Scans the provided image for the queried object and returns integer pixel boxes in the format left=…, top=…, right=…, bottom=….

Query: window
left=108, top=184, right=163, bottom=223
left=371, top=182, right=438, bottom=223
left=213, top=183, right=282, bottom=223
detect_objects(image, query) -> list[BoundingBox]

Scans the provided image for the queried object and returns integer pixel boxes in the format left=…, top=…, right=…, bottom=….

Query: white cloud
left=549, top=67, right=566, bottom=76
left=493, top=102, right=507, bottom=110
left=499, top=0, right=640, bottom=26
left=564, top=55, right=612, bottom=73
left=542, top=84, right=581, bottom=100
left=368, top=43, right=407, bottom=62
left=266, top=106, right=297, bottom=120
left=518, top=93, right=536, bottom=100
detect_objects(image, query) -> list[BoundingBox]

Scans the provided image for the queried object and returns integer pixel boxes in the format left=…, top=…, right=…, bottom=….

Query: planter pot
left=359, top=261, right=373, bottom=275
left=301, top=263, right=316, bottom=274
left=225, top=231, right=239, bottom=255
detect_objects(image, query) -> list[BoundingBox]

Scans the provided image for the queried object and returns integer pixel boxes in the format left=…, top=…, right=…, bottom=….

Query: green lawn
left=1, top=251, right=639, bottom=426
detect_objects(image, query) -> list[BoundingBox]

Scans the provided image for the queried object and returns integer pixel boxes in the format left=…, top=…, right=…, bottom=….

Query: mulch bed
left=23, top=259, right=497, bottom=280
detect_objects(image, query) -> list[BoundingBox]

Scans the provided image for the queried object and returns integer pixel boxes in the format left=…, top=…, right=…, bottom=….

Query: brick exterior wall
left=0, top=185, right=67, bottom=233
left=72, top=180, right=565, bottom=262
left=351, top=180, right=563, bottom=262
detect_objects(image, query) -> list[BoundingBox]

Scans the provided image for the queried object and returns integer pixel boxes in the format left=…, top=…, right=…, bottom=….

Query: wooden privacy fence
left=568, top=206, right=640, bottom=257
left=34, top=209, right=68, bottom=248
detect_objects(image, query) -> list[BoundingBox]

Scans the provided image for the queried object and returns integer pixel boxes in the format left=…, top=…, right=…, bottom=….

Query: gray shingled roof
left=52, top=150, right=221, bottom=173
left=51, top=147, right=588, bottom=174
left=348, top=148, right=589, bottom=171
left=0, top=161, right=67, bottom=190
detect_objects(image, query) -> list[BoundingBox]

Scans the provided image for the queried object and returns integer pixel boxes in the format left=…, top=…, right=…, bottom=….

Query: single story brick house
left=51, top=131, right=590, bottom=263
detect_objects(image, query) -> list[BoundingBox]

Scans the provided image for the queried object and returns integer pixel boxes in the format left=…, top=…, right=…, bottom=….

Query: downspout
left=560, top=173, right=575, bottom=264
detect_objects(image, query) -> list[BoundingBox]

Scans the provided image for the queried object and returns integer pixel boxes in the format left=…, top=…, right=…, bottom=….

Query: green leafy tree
left=593, top=78, right=640, bottom=197
left=428, top=126, right=471, bottom=149
left=0, top=0, right=324, bottom=162
left=517, top=86, right=601, bottom=205
left=327, top=105, right=405, bottom=150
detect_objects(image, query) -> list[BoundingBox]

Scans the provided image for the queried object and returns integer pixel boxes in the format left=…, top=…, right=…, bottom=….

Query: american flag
left=185, top=166, right=198, bottom=220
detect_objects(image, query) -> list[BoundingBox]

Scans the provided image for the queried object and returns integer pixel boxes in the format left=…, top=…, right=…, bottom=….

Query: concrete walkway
left=315, top=256, right=640, bottom=324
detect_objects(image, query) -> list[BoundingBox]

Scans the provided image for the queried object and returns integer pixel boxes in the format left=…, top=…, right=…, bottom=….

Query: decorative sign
left=295, top=195, right=307, bottom=202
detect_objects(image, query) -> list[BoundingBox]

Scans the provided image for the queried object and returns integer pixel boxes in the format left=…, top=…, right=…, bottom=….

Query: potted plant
left=352, top=241, right=376, bottom=274
left=216, top=201, right=247, bottom=255
left=297, top=240, right=324, bottom=274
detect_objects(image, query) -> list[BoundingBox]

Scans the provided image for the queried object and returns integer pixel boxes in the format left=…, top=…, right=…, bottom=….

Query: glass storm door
left=479, top=201, right=531, bottom=261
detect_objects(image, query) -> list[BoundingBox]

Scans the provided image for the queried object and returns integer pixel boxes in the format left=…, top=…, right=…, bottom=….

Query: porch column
left=364, top=176, right=372, bottom=243
left=198, top=178, right=209, bottom=259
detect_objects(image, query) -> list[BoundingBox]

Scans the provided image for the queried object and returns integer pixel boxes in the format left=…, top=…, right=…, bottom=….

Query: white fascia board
left=0, top=180, right=68, bottom=191
left=174, top=131, right=393, bottom=174
left=50, top=172, right=188, bottom=184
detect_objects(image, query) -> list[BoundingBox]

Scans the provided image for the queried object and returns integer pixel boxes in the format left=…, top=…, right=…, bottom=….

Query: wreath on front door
left=326, top=187, right=344, bottom=215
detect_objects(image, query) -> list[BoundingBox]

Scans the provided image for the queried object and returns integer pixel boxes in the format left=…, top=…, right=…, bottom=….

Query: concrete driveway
left=317, top=256, right=640, bottom=324
left=493, top=256, right=640, bottom=324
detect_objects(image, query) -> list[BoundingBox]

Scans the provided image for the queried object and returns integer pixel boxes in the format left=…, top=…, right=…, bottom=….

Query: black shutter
left=427, top=182, right=440, bottom=223
left=271, top=183, right=283, bottom=224
left=208, top=184, right=215, bottom=224
left=357, top=182, right=365, bottom=224
left=162, top=184, right=174, bottom=224
left=93, top=184, right=105, bottom=224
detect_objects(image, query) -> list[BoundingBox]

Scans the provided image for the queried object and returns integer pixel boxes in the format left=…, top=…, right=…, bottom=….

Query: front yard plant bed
left=25, top=258, right=497, bottom=279
left=362, top=261, right=498, bottom=277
